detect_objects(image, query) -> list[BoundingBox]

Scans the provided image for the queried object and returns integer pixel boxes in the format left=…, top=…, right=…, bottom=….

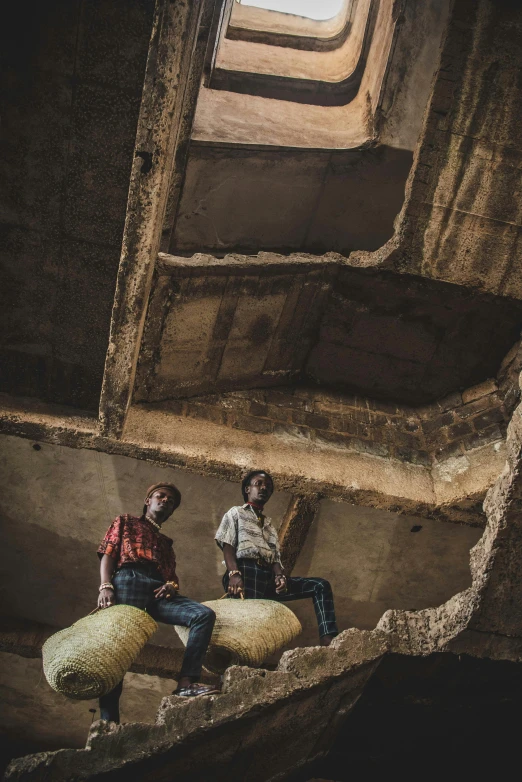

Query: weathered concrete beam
left=156, top=250, right=343, bottom=275
left=0, top=393, right=499, bottom=525
left=160, top=0, right=230, bottom=251
left=0, top=618, right=55, bottom=659
left=279, top=494, right=320, bottom=575
left=99, top=0, right=223, bottom=439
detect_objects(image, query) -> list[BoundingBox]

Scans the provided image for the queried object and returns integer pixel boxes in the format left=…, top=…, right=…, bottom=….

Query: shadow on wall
left=171, top=144, right=413, bottom=255
left=287, top=500, right=482, bottom=647
left=0, top=436, right=290, bottom=635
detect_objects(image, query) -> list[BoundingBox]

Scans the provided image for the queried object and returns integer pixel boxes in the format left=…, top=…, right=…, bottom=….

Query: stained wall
left=0, top=0, right=155, bottom=410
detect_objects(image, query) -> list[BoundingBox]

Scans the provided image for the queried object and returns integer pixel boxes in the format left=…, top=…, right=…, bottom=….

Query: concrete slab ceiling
left=135, top=255, right=522, bottom=406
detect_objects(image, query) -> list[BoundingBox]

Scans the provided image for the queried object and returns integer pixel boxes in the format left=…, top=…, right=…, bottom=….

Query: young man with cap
left=97, top=482, right=218, bottom=723
left=215, top=470, right=339, bottom=646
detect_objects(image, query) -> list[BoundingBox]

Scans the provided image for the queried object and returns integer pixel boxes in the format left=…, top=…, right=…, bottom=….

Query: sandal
left=172, top=683, right=221, bottom=698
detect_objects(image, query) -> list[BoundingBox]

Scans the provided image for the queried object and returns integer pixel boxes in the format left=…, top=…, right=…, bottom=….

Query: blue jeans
left=99, top=564, right=215, bottom=722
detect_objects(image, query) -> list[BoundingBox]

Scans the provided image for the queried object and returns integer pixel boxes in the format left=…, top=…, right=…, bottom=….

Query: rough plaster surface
left=350, top=0, right=522, bottom=300
left=0, top=0, right=155, bottom=411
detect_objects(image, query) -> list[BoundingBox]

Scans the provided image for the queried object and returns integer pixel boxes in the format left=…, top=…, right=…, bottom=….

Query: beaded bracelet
left=228, top=570, right=242, bottom=578
left=99, top=582, right=114, bottom=592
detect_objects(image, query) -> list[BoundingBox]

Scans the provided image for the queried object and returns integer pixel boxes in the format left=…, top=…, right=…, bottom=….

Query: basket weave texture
left=175, top=599, right=302, bottom=673
left=42, top=605, right=157, bottom=700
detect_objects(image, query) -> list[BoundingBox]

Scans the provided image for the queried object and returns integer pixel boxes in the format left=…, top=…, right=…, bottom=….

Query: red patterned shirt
left=97, top=515, right=178, bottom=583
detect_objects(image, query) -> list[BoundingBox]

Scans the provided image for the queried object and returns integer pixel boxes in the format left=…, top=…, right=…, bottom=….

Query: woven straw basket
left=175, top=599, right=302, bottom=674
left=42, top=605, right=157, bottom=700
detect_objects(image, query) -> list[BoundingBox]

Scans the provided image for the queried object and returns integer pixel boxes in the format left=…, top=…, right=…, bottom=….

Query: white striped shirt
left=215, top=504, right=282, bottom=565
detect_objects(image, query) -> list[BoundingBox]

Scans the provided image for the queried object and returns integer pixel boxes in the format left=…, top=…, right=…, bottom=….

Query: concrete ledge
left=0, top=393, right=500, bottom=525
left=5, top=629, right=390, bottom=781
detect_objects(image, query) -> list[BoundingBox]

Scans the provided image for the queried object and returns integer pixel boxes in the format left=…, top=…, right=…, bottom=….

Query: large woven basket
left=175, top=599, right=302, bottom=674
left=42, top=605, right=157, bottom=700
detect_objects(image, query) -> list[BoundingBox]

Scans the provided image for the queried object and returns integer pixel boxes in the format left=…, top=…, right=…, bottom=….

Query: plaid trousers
left=112, top=564, right=215, bottom=678
left=99, top=564, right=215, bottom=721
left=223, top=559, right=338, bottom=638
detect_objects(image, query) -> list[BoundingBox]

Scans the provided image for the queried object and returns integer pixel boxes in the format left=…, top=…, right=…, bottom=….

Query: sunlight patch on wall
left=238, top=0, right=344, bottom=22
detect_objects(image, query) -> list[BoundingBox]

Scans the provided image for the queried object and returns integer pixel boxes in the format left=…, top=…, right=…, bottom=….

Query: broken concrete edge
left=0, top=392, right=500, bottom=525
left=4, top=629, right=389, bottom=781
left=158, top=246, right=394, bottom=271
left=154, top=217, right=400, bottom=274
left=376, top=394, right=522, bottom=661
left=157, top=250, right=348, bottom=270
left=98, top=0, right=218, bottom=440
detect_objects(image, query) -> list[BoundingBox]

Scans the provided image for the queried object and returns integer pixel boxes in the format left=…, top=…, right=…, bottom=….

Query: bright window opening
left=237, top=0, right=345, bottom=22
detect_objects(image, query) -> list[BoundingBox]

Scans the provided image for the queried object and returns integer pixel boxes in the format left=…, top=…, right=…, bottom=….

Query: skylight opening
left=237, top=0, right=345, bottom=22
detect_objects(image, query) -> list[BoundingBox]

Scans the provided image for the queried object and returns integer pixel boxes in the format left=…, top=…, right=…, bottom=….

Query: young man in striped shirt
left=215, top=470, right=339, bottom=646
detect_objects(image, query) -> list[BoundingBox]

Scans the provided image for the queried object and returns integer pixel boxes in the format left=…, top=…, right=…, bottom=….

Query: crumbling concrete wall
left=354, top=0, right=522, bottom=300
left=0, top=0, right=155, bottom=410
left=4, top=631, right=390, bottom=781
left=379, top=383, right=522, bottom=662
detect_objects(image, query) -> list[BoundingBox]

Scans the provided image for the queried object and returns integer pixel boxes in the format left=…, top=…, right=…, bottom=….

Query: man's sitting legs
left=275, top=575, right=338, bottom=646
left=148, top=595, right=217, bottom=694
left=223, top=560, right=338, bottom=646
